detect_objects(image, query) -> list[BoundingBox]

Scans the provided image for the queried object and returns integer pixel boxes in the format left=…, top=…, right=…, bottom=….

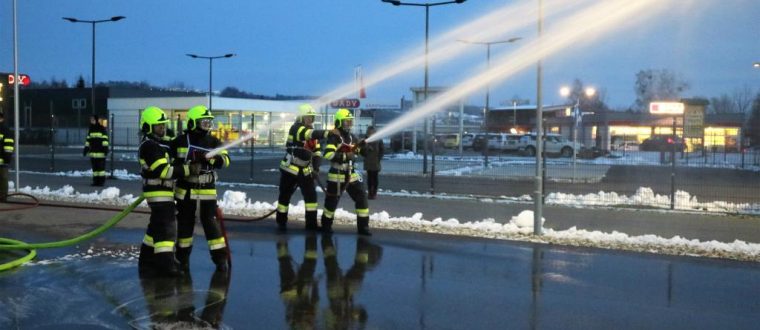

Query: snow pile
left=546, top=187, right=760, bottom=214
left=217, top=190, right=277, bottom=218
left=17, top=185, right=140, bottom=207
left=12, top=183, right=760, bottom=262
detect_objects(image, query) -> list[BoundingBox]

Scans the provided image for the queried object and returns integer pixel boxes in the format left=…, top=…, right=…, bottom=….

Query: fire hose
left=0, top=196, right=145, bottom=271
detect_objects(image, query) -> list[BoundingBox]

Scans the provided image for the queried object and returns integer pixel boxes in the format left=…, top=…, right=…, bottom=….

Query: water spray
left=313, top=0, right=588, bottom=109
left=367, top=0, right=684, bottom=143
left=205, top=133, right=255, bottom=159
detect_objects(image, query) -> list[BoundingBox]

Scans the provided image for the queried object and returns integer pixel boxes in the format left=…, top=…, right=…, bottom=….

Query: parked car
left=518, top=133, right=583, bottom=157
left=472, top=133, right=521, bottom=152
left=639, top=135, right=685, bottom=152
left=436, top=133, right=460, bottom=149
left=461, top=133, right=476, bottom=149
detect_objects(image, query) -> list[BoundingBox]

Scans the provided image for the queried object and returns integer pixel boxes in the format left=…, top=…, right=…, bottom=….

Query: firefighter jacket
left=172, top=130, right=230, bottom=201
left=84, top=124, right=109, bottom=158
left=139, top=134, right=189, bottom=203
left=280, top=122, right=327, bottom=176
left=324, top=128, right=362, bottom=184
left=0, top=124, right=14, bottom=166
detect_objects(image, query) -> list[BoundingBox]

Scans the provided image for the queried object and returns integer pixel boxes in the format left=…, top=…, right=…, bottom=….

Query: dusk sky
left=1, top=0, right=758, bottom=109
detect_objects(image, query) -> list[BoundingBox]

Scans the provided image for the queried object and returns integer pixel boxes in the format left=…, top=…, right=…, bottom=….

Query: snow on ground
left=10, top=182, right=760, bottom=262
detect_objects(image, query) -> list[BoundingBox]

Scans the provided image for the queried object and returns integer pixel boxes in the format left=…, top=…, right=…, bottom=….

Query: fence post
left=109, top=113, right=115, bottom=179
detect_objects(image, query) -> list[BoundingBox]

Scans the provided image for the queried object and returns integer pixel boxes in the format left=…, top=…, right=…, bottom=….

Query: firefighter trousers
left=175, top=198, right=228, bottom=268
left=139, top=201, right=179, bottom=274
left=321, top=176, right=370, bottom=234
left=90, top=157, right=106, bottom=185
left=277, top=168, right=318, bottom=229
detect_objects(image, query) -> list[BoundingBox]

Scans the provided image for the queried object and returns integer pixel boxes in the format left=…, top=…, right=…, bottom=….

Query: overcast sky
left=1, top=0, right=758, bottom=109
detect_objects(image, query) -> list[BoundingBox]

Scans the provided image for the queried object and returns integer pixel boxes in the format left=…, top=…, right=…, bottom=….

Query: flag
left=356, top=66, right=367, bottom=99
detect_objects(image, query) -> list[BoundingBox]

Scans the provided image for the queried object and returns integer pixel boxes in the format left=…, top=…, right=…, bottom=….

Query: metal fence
left=372, top=145, right=760, bottom=213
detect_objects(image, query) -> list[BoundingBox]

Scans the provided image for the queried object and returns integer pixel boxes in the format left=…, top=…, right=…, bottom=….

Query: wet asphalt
left=1, top=147, right=760, bottom=328
left=1, top=206, right=760, bottom=329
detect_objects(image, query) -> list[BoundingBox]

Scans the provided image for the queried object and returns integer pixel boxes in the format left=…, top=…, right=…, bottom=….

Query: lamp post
left=560, top=85, right=595, bottom=183
left=381, top=0, right=467, bottom=195
left=459, top=37, right=521, bottom=167
left=63, top=16, right=125, bottom=116
left=186, top=53, right=236, bottom=111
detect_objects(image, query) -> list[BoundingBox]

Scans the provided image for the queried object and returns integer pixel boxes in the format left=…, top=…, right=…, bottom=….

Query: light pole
left=560, top=85, right=595, bottom=183
left=459, top=37, right=521, bottom=167
left=63, top=16, right=125, bottom=115
left=381, top=0, right=467, bottom=195
left=186, top=53, right=236, bottom=111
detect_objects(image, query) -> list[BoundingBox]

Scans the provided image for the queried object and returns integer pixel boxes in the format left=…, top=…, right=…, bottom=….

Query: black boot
left=305, top=211, right=320, bottom=231
left=276, top=212, right=288, bottom=232
left=321, top=215, right=333, bottom=235
left=357, top=217, right=372, bottom=236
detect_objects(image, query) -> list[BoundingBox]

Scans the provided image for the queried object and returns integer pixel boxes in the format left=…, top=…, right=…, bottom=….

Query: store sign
left=329, top=98, right=360, bottom=108
left=7, top=74, right=30, bottom=86
left=649, top=102, right=684, bottom=115
left=683, top=104, right=705, bottom=138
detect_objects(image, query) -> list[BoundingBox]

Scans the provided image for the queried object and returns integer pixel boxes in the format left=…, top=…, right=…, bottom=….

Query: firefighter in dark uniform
left=276, top=103, right=329, bottom=232
left=84, top=114, right=109, bottom=186
left=137, top=106, right=192, bottom=277
left=172, top=105, right=231, bottom=273
left=321, top=108, right=371, bottom=235
left=0, top=112, right=14, bottom=202
left=276, top=234, right=320, bottom=328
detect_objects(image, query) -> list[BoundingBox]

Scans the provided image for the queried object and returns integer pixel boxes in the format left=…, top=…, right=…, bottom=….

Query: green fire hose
left=0, top=196, right=145, bottom=272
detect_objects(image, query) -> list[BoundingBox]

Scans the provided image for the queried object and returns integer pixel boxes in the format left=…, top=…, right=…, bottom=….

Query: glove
left=312, top=157, right=321, bottom=173
left=189, top=163, right=202, bottom=175
left=344, top=152, right=355, bottom=161
left=212, top=155, right=225, bottom=169
left=82, top=147, right=89, bottom=157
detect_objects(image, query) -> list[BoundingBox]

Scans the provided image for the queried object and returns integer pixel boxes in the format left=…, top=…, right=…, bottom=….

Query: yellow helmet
left=334, top=108, right=354, bottom=128
left=140, top=106, right=169, bottom=134
left=187, top=105, right=214, bottom=130
left=298, top=104, right=317, bottom=117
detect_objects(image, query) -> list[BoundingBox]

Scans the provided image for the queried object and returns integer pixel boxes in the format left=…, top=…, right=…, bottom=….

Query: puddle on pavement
left=2, top=224, right=760, bottom=329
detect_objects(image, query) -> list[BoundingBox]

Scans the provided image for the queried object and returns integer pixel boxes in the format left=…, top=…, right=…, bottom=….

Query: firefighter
left=276, top=103, right=329, bottom=232
left=0, top=112, right=13, bottom=202
left=321, top=108, right=371, bottom=235
left=84, top=114, right=109, bottom=186
left=137, top=106, right=192, bottom=277
left=172, top=105, right=231, bottom=273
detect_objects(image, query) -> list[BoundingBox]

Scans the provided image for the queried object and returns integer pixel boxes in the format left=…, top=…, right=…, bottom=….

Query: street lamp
left=63, top=16, right=125, bottom=115
left=754, top=62, right=760, bottom=68
left=381, top=0, right=467, bottom=195
left=560, top=85, right=595, bottom=184
left=459, top=37, right=521, bottom=167
left=186, top=53, right=236, bottom=111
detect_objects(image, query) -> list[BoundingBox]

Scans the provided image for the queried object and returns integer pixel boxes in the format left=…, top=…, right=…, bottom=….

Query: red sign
left=329, top=98, right=360, bottom=108
left=8, top=74, right=31, bottom=86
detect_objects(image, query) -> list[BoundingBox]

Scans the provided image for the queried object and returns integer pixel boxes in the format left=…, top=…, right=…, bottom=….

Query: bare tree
left=633, top=69, right=690, bottom=111
left=745, top=92, right=760, bottom=146
left=733, top=85, right=755, bottom=113
left=709, top=85, right=757, bottom=114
